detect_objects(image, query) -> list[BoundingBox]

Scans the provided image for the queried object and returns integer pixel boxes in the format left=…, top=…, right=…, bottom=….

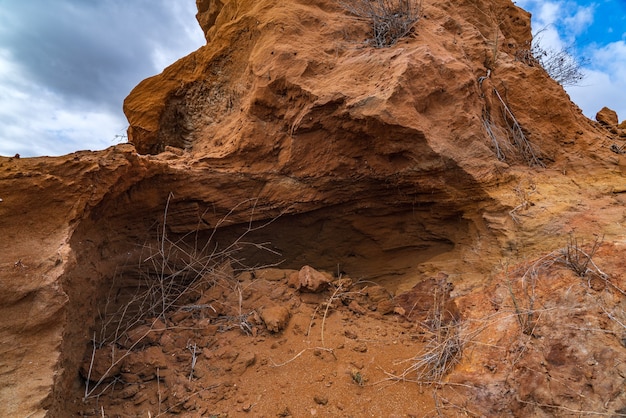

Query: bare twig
left=187, top=341, right=198, bottom=381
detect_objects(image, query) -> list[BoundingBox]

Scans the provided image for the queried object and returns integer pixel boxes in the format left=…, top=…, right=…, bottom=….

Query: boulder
left=596, top=106, right=619, bottom=127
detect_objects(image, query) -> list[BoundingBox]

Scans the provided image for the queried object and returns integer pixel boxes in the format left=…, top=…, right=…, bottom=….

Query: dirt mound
left=1, top=0, right=626, bottom=416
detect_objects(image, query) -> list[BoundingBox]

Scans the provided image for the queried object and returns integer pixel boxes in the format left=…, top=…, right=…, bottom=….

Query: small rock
left=299, top=292, right=325, bottom=304
left=164, top=145, right=184, bottom=155
left=352, top=342, right=368, bottom=353
left=236, top=270, right=254, bottom=282
left=123, top=324, right=159, bottom=349
left=277, top=406, right=292, bottom=417
left=298, top=265, right=332, bottom=293
left=596, top=106, right=619, bottom=127
left=348, top=300, right=367, bottom=315
left=365, top=285, right=391, bottom=303
left=260, top=305, right=290, bottom=332
left=313, top=395, right=328, bottom=405
left=121, top=346, right=168, bottom=382
left=344, top=329, right=358, bottom=339
left=287, top=270, right=300, bottom=288
left=132, top=391, right=149, bottom=405
left=377, top=299, right=396, bottom=315
left=232, top=352, right=257, bottom=374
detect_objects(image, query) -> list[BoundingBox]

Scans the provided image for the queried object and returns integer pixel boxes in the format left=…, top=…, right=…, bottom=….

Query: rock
left=376, top=299, right=396, bottom=315
left=120, top=384, right=141, bottom=399
left=232, top=352, right=257, bottom=374
left=365, top=285, right=391, bottom=303
left=164, top=145, right=184, bottom=156
left=260, top=305, right=290, bottom=332
left=122, top=322, right=164, bottom=349
left=287, top=271, right=300, bottom=288
left=596, top=107, right=619, bottom=127
left=344, top=329, right=358, bottom=339
left=297, top=265, right=332, bottom=293
left=254, top=267, right=290, bottom=281
left=121, top=346, right=168, bottom=382
left=3, top=0, right=626, bottom=415
left=347, top=300, right=367, bottom=315
left=394, top=275, right=460, bottom=322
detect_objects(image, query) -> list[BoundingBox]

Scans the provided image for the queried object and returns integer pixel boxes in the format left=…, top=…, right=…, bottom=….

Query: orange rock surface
left=1, top=0, right=625, bottom=416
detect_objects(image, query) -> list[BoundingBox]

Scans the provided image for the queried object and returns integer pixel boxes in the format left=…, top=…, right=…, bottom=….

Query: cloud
left=0, top=48, right=125, bottom=156
left=0, top=0, right=204, bottom=156
left=516, top=1, right=594, bottom=43
left=569, top=40, right=626, bottom=121
left=563, top=4, right=594, bottom=36
left=516, top=0, right=625, bottom=121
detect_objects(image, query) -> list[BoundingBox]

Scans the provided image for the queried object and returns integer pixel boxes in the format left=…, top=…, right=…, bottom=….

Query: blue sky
left=0, top=1, right=624, bottom=157
left=516, top=0, right=626, bottom=121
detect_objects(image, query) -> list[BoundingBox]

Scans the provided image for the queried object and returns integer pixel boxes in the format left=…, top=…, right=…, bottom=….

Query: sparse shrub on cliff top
left=516, top=30, right=587, bottom=87
left=339, top=0, right=422, bottom=48
left=532, top=44, right=586, bottom=87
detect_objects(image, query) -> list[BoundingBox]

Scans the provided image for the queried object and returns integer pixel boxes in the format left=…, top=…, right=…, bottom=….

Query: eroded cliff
left=1, top=0, right=625, bottom=416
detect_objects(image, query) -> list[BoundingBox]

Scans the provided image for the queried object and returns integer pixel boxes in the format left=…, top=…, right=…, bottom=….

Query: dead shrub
left=558, top=234, right=603, bottom=278
left=339, top=0, right=422, bottom=47
left=515, top=29, right=587, bottom=87
left=83, top=197, right=280, bottom=399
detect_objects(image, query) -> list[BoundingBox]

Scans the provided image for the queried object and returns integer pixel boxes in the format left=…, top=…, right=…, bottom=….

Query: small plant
left=491, top=87, right=544, bottom=167
left=558, top=234, right=603, bottom=278
left=351, top=369, right=365, bottom=386
left=339, top=0, right=422, bottom=48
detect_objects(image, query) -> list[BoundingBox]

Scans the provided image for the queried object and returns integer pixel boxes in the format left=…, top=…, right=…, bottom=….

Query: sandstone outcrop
left=2, top=0, right=626, bottom=416
left=596, top=106, right=619, bottom=127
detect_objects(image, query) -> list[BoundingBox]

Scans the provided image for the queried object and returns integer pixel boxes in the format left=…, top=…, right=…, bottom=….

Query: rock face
left=2, top=0, right=626, bottom=417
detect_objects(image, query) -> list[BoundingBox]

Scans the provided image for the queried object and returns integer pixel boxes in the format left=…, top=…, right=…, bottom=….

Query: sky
left=0, top=1, right=624, bottom=157
left=0, top=0, right=205, bottom=157
left=516, top=0, right=626, bottom=122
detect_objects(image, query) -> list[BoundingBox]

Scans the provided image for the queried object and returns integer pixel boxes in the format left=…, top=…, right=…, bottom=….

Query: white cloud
left=568, top=40, right=626, bottom=121
left=0, top=49, right=126, bottom=156
left=0, top=0, right=205, bottom=157
left=536, top=2, right=561, bottom=27
left=563, top=4, right=594, bottom=37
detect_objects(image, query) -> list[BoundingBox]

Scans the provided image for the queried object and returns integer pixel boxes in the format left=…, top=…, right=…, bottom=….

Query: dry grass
left=339, top=0, right=422, bottom=47
left=385, top=283, right=463, bottom=385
